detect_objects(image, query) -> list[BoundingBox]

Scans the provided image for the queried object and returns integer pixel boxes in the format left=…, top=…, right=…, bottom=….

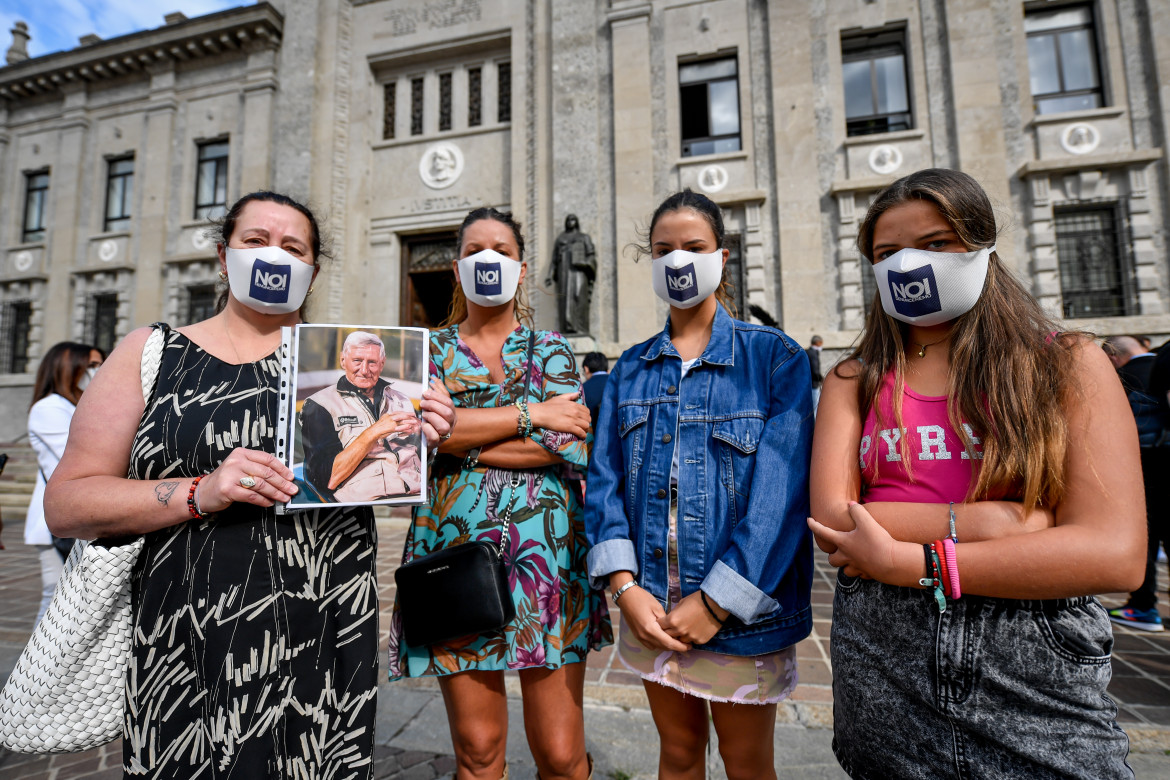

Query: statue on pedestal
left=544, top=214, right=595, bottom=335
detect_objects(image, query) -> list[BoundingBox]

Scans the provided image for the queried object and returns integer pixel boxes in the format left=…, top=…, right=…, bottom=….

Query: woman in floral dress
left=388, top=207, right=611, bottom=780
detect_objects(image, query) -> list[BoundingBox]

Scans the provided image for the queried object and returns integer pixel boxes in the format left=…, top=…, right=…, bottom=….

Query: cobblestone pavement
left=2, top=513, right=1169, bottom=778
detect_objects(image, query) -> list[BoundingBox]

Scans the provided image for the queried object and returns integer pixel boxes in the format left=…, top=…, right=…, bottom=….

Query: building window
left=194, top=141, right=229, bottom=220
left=679, top=57, right=741, bottom=157
left=1, top=301, right=32, bottom=373
left=439, top=72, right=453, bottom=132
left=411, top=77, right=424, bottom=136
left=468, top=66, right=482, bottom=127
left=1055, top=205, right=1134, bottom=318
left=497, top=61, right=511, bottom=123
left=87, top=292, right=119, bottom=355
left=383, top=82, right=396, bottom=140
left=1025, top=4, right=1103, bottom=115
left=842, top=29, right=911, bottom=137
left=22, top=170, right=49, bottom=243
left=104, top=156, right=134, bottom=232
left=723, top=234, right=745, bottom=317
left=186, top=283, right=218, bottom=325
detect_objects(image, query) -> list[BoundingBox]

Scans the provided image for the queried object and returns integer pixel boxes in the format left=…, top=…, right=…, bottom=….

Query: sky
left=0, top=1, right=254, bottom=60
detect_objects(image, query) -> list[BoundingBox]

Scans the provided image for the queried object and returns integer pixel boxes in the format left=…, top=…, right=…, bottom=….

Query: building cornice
left=0, top=3, right=283, bottom=102
left=1016, top=148, right=1163, bottom=177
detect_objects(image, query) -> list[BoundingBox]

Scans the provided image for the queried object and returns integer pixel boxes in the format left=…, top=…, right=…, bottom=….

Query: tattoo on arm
left=155, top=481, right=180, bottom=506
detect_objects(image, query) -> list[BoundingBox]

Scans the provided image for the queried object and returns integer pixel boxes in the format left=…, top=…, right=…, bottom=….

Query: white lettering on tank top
left=917, top=425, right=952, bottom=460
left=879, top=428, right=904, bottom=462
left=859, top=434, right=872, bottom=469
left=960, top=423, right=984, bottom=460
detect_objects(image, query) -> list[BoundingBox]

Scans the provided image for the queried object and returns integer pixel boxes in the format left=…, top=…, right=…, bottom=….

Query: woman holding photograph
left=387, top=207, right=612, bottom=780
left=45, top=191, right=456, bottom=778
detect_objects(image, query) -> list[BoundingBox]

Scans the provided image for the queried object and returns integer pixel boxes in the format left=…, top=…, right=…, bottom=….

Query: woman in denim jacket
left=585, top=191, right=814, bottom=780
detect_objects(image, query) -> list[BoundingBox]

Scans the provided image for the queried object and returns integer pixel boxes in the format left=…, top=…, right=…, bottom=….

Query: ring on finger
left=239, top=475, right=257, bottom=489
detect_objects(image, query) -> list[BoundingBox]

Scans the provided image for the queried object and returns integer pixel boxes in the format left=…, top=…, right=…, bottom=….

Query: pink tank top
left=860, top=373, right=982, bottom=504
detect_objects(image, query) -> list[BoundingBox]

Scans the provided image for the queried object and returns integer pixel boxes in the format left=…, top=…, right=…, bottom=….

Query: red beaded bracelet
left=187, top=475, right=208, bottom=520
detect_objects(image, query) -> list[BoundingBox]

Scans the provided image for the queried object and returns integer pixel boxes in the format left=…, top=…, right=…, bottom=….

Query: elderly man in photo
left=300, top=331, right=422, bottom=502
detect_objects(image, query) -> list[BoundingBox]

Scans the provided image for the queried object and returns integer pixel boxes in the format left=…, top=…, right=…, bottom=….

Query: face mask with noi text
left=871, top=245, right=995, bottom=326
left=651, top=249, right=724, bottom=309
left=457, top=249, right=523, bottom=307
left=224, top=245, right=315, bottom=315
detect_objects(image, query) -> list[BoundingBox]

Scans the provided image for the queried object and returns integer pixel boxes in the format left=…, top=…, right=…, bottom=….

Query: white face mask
left=871, top=244, right=995, bottom=326
left=457, top=249, right=523, bottom=307
left=77, top=366, right=98, bottom=392
left=651, top=249, right=724, bottom=309
left=224, top=245, right=315, bottom=315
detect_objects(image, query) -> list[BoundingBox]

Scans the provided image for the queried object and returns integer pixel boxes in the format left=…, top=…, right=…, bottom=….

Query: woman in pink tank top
left=808, top=168, right=1143, bottom=779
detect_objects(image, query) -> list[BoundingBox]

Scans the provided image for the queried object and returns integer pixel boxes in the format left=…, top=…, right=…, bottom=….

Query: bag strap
left=140, top=323, right=166, bottom=405
left=522, top=329, right=536, bottom=400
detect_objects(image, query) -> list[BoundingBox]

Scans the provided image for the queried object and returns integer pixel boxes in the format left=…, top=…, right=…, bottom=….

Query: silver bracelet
left=948, top=501, right=958, bottom=542
left=612, top=580, right=637, bottom=605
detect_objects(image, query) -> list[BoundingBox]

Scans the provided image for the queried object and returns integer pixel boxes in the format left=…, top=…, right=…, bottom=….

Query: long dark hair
left=847, top=168, right=1078, bottom=509
left=31, top=342, right=101, bottom=407
left=441, top=207, right=534, bottom=327
left=636, top=190, right=738, bottom=317
left=209, top=191, right=331, bottom=315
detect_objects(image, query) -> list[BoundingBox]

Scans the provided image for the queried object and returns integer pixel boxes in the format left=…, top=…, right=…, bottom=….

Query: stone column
left=769, top=2, right=824, bottom=335
left=43, top=84, right=88, bottom=347
left=132, top=61, right=178, bottom=325
left=608, top=2, right=657, bottom=345
left=943, top=0, right=1011, bottom=210
left=240, top=45, right=278, bottom=193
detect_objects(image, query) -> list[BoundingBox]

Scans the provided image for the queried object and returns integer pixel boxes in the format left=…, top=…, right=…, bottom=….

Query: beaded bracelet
left=700, top=591, right=726, bottom=625
left=919, top=543, right=947, bottom=613
left=187, top=475, right=208, bottom=520
left=933, top=541, right=951, bottom=598
left=514, top=399, right=532, bottom=438
left=942, top=537, right=961, bottom=599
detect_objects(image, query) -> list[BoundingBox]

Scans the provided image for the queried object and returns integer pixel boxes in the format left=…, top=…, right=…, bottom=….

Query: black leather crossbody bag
left=394, top=331, right=535, bottom=647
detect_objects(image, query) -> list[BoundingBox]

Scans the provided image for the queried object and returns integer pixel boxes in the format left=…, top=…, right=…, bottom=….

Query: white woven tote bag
left=0, top=326, right=163, bottom=753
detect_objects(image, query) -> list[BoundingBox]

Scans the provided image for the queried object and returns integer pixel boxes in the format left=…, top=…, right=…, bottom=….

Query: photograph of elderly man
left=298, top=329, right=424, bottom=504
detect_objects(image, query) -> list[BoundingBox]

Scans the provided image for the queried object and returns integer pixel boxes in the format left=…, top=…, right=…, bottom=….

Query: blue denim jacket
left=585, top=305, right=814, bottom=655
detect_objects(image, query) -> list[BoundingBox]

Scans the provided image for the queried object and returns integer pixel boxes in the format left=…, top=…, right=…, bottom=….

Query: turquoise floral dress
left=387, top=324, right=612, bottom=679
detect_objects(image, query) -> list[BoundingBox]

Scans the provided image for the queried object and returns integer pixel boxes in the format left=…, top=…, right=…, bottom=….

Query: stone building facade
left=0, top=0, right=1167, bottom=441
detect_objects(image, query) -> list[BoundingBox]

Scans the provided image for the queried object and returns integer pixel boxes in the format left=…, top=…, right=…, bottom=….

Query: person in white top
left=25, top=341, right=103, bottom=624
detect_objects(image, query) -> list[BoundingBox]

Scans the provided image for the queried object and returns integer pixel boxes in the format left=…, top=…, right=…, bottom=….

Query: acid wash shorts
left=830, top=572, right=1133, bottom=780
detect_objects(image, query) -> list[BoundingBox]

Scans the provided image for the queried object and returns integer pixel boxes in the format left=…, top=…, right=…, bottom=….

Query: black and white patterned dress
left=124, top=326, right=378, bottom=778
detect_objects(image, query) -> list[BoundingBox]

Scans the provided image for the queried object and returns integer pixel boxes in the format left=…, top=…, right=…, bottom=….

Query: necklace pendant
left=917, top=344, right=927, bottom=358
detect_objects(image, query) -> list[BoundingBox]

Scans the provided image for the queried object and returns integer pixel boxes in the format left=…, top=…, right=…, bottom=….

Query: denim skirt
left=830, top=572, right=1133, bottom=780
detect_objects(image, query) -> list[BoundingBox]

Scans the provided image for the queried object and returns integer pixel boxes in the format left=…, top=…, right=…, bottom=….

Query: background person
left=300, top=330, right=422, bottom=502
left=387, top=207, right=611, bottom=780
left=806, top=335, right=824, bottom=413
left=580, top=351, right=609, bottom=432
left=1103, top=335, right=1169, bottom=631
left=586, top=190, right=814, bottom=780
left=46, top=191, right=455, bottom=777
left=808, top=168, right=1142, bottom=779
left=25, top=340, right=103, bottom=624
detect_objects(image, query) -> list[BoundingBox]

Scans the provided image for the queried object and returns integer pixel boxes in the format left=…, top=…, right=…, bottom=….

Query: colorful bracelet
left=934, top=541, right=951, bottom=598
left=942, top=537, right=961, bottom=599
left=514, top=399, right=532, bottom=438
left=919, top=542, right=947, bottom=613
left=187, top=475, right=208, bottom=520
left=700, top=591, right=726, bottom=625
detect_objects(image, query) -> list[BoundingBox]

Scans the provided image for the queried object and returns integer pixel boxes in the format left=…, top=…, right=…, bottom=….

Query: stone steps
left=0, top=443, right=37, bottom=519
